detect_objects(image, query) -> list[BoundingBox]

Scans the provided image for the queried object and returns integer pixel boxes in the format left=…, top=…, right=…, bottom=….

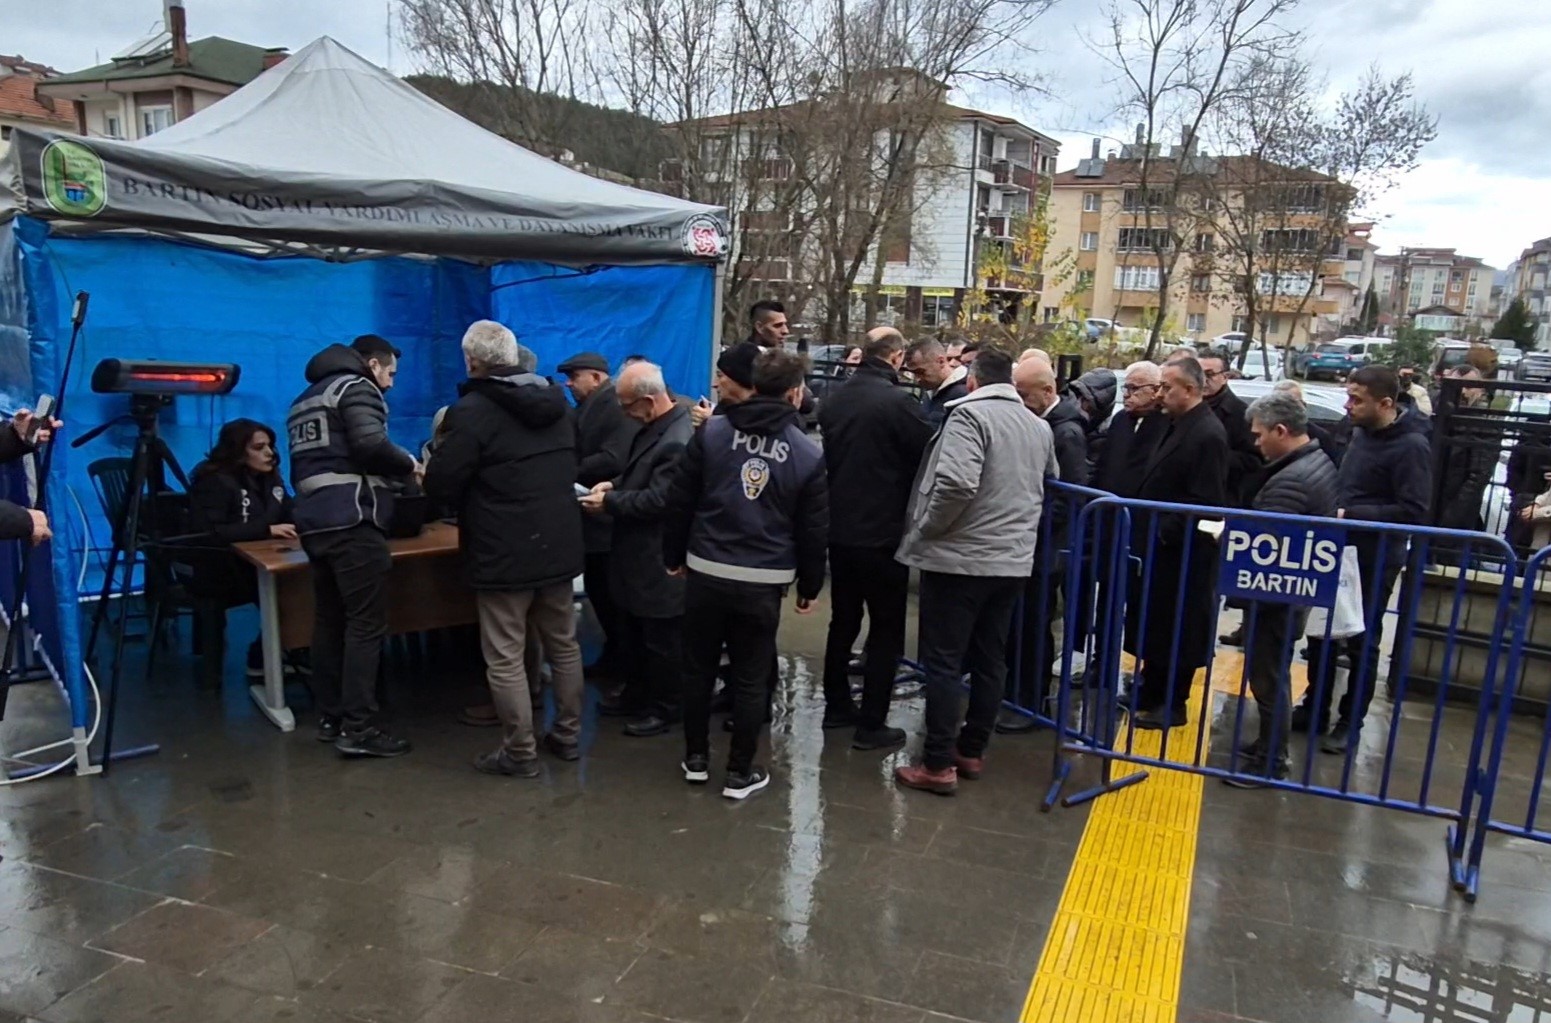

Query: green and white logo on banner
left=40, top=139, right=107, bottom=217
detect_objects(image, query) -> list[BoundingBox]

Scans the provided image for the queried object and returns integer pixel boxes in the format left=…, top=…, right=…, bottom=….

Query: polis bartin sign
left=1218, top=518, right=1343, bottom=608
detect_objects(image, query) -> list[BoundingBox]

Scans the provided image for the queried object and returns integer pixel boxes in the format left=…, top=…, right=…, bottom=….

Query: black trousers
left=821, top=545, right=909, bottom=728
left=918, top=572, right=1021, bottom=770
left=583, top=551, right=620, bottom=674
left=617, top=611, right=683, bottom=718
left=1244, top=602, right=1302, bottom=771
left=683, top=572, right=783, bottom=774
left=302, top=525, right=391, bottom=733
left=1302, top=559, right=1403, bottom=729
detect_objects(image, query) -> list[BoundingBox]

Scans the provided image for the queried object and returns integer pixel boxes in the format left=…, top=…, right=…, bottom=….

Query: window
left=1232, top=316, right=1247, bottom=333
left=1260, top=229, right=1320, bottom=253
left=1122, top=188, right=1166, bottom=212
left=140, top=105, right=173, bottom=136
left=1083, top=192, right=1100, bottom=213
left=1186, top=313, right=1205, bottom=333
left=1346, top=248, right=1364, bottom=262
left=1432, top=282, right=1446, bottom=298
left=1194, top=233, right=1215, bottom=253
left=1080, top=232, right=1098, bottom=251
left=921, top=295, right=956, bottom=328
left=0, top=126, right=9, bottom=141
left=1265, top=315, right=1281, bottom=336
left=1043, top=306, right=1059, bottom=323
left=1075, top=270, right=1095, bottom=291
left=1257, top=272, right=1314, bottom=296
left=1190, top=274, right=1211, bottom=293
left=1039, top=155, right=1057, bottom=175
left=1344, top=270, right=1361, bottom=284
left=1114, top=265, right=1161, bottom=291
left=1117, top=227, right=1172, bottom=251
left=1450, top=270, right=1463, bottom=286
left=1279, top=184, right=1324, bottom=213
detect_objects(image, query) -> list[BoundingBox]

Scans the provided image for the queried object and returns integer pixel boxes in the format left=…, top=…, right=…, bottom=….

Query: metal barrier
left=1463, top=545, right=1551, bottom=899
left=1042, top=493, right=1519, bottom=894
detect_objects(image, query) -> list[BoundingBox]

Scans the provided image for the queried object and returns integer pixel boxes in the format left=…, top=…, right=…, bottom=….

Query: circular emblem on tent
left=40, top=139, right=107, bottom=218
left=683, top=214, right=728, bottom=259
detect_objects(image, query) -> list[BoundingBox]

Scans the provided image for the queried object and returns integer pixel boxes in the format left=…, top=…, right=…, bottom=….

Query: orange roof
left=0, top=72, right=73, bottom=127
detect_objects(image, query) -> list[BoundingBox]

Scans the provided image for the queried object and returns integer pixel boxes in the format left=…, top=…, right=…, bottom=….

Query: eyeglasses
left=1122, top=383, right=1160, bottom=395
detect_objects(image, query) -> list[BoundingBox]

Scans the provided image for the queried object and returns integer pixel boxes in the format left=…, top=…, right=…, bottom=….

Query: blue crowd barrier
left=1040, top=493, right=1518, bottom=896
left=1463, top=546, right=1551, bottom=900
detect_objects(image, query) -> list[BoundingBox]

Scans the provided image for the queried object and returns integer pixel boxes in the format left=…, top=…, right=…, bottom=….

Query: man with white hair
left=426, top=320, right=586, bottom=776
left=581, top=361, right=694, bottom=736
left=1094, top=361, right=1168, bottom=496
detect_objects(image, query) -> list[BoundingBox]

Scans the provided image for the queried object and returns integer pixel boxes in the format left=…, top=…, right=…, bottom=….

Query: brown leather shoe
left=894, top=763, right=958, bottom=795
left=952, top=750, right=984, bottom=780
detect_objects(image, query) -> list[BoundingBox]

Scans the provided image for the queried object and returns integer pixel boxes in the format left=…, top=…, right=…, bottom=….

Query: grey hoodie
left=896, top=382, right=1054, bottom=577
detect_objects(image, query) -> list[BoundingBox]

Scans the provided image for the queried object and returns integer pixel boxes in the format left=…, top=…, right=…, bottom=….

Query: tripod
left=76, top=395, right=188, bottom=775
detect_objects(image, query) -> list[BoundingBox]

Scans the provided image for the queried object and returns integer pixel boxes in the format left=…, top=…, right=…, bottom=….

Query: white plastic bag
left=1305, top=545, right=1365, bottom=640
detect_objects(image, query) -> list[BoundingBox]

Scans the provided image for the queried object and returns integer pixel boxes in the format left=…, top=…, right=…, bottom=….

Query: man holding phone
left=0, top=404, right=62, bottom=546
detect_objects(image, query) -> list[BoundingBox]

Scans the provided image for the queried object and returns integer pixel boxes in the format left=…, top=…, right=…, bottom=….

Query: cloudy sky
left=8, top=0, right=1548, bottom=268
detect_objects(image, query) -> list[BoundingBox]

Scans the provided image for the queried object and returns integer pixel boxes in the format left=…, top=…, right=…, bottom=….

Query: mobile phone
left=26, top=394, right=55, bottom=444
left=574, top=483, right=590, bottom=499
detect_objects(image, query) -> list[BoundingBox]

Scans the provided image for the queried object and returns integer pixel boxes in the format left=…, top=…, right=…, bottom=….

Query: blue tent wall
left=489, top=262, right=714, bottom=399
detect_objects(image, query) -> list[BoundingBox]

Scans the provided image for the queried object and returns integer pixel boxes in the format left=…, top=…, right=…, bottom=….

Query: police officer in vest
left=662, top=348, right=829, bottom=800
left=287, top=334, right=420, bottom=757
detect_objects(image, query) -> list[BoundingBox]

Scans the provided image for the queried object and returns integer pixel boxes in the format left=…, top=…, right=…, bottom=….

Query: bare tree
left=400, top=0, right=596, bottom=151
left=1205, top=58, right=1436, bottom=367
left=1092, top=0, right=1302, bottom=358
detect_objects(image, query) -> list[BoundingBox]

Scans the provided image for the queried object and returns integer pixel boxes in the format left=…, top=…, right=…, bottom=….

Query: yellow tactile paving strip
left=1020, top=668, right=1212, bottom=1023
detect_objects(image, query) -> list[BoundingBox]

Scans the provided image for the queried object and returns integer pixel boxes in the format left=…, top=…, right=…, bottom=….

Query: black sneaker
left=1133, top=706, right=1188, bottom=731
left=852, top=726, right=907, bottom=751
left=625, top=714, right=674, bottom=738
left=1321, top=720, right=1356, bottom=755
left=1289, top=703, right=1327, bottom=735
left=474, top=749, right=540, bottom=777
left=316, top=715, right=343, bottom=743
left=334, top=727, right=411, bottom=758
left=540, top=734, right=580, bottom=762
left=1219, top=625, right=1245, bottom=648
left=722, top=766, right=771, bottom=801
left=682, top=755, right=710, bottom=784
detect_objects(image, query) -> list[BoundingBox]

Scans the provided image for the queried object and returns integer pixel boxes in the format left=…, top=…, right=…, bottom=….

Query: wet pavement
left=2, top=602, right=1551, bottom=1023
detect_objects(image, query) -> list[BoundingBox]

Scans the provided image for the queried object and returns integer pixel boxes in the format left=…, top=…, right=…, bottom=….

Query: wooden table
left=234, top=523, right=477, bottom=732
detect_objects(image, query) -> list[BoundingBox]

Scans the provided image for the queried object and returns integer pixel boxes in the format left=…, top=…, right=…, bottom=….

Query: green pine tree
left=1490, top=298, right=1539, bottom=350
left=1359, top=283, right=1380, bottom=334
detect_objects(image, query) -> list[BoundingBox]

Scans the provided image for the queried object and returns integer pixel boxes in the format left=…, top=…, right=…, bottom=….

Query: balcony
left=985, top=214, right=1012, bottom=239
left=992, top=160, right=1036, bottom=190
left=977, top=151, right=994, bottom=172
left=742, top=158, right=793, bottom=182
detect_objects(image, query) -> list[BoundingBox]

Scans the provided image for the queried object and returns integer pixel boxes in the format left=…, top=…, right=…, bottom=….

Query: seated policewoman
left=186, top=418, right=300, bottom=686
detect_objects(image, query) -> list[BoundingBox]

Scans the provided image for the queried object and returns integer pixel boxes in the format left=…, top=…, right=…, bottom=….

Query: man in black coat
left=559, top=352, right=640, bottom=683
left=1095, top=361, right=1168, bottom=498
left=580, top=361, right=694, bottom=737
left=904, top=339, right=969, bottom=426
left=998, top=356, right=1088, bottom=733
left=817, top=327, right=933, bottom=748
left=1196, top=349, right=1262, bottom=504
left=427, top=323, right=586, bottom=777
left=1223, top=392, right=1340, bottom=787
left=1068, top=367, right=1119, bottom=474
left=663, top=349, right=829, bottom=799
left=1128, top=357, right=1229, bottom=729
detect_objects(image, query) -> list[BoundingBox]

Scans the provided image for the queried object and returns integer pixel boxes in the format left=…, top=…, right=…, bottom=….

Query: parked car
left=1211, top=331, right=1248, bottom=353
left=1238, top=348, right=1283, bottom=381
left=1227, top=378, right=1347, bottom=425
left=1302, top=337, right=1389, bottom=381
left=1498, top=347, right=1524, bottom=372
left=1519, top=351, right=1551, bottom=383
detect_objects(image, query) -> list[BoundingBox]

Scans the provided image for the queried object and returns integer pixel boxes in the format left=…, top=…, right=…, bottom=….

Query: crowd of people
left=174, top=296, right=1541, bottom=800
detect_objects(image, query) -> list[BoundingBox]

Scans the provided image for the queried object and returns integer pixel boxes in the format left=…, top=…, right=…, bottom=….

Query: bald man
left=818, top=326, right=933, bottom=747
left=999, top=356, right=1091, bottom=734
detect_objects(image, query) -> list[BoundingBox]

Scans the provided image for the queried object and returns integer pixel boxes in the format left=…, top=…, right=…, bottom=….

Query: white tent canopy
left=1, top=37, right=728, bottom=264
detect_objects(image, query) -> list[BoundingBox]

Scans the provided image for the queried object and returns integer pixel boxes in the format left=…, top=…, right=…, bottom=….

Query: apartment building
left=667, top=85, right=1060, bottom=329
left=36, top=1, right=285, bottom=141
left=0, top=56, right=74, bottom=155
left=1373, top=247, right=1495, bottom=334
left=1328, top=221, right=1378, bottom=329
left=1509, top=237, right=1551, bottom=348
left=1044, top=139, right=1344, bottom=347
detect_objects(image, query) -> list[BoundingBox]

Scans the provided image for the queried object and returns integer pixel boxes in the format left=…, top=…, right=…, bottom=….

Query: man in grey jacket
left=893, top=349, right=1054, bottom=795
left=1224, top=392, right=1339, bottom=787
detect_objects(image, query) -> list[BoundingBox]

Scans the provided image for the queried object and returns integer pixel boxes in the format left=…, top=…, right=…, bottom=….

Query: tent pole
left=709, top=260, right=726, bottom=392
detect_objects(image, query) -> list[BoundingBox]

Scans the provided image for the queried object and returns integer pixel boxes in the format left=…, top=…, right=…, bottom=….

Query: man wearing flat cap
left=559, top=352, right=640, bottom=689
